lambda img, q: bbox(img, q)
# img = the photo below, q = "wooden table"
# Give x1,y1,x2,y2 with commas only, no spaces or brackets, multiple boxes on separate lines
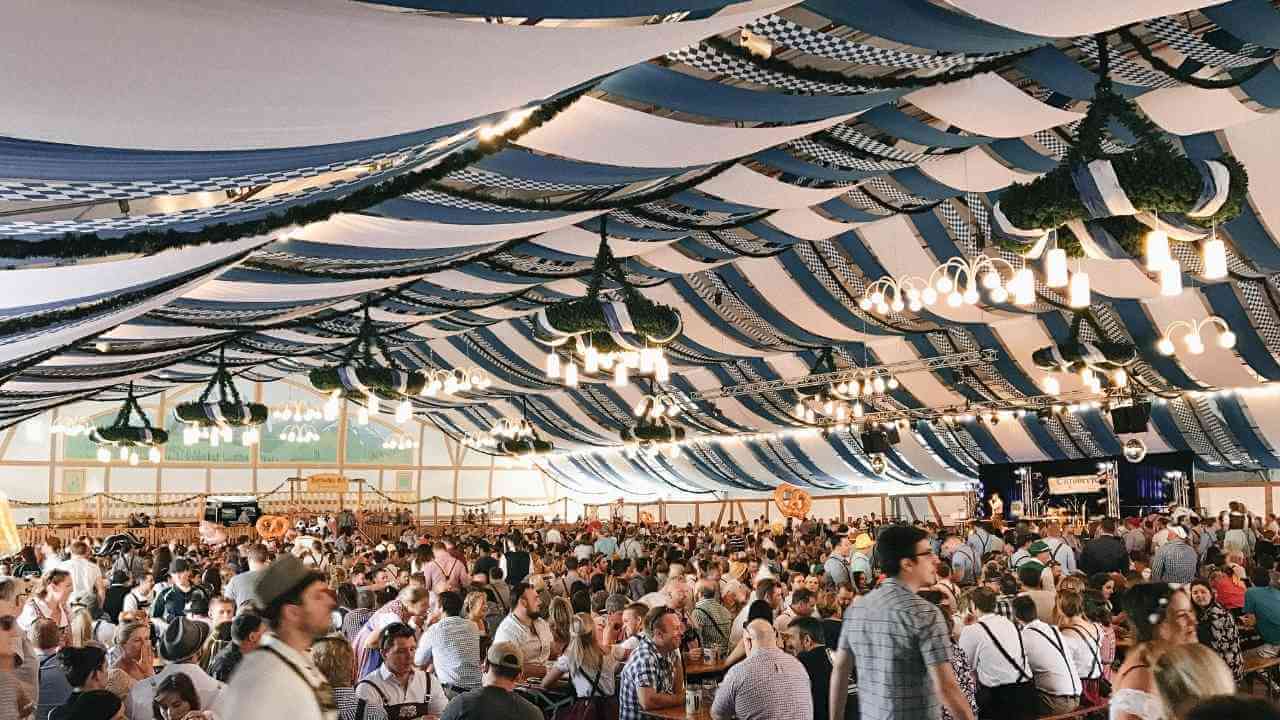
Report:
684,659,730,677
643,705,713,720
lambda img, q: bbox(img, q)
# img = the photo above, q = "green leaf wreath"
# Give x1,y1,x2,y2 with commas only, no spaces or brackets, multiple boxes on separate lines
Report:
92,385,168,447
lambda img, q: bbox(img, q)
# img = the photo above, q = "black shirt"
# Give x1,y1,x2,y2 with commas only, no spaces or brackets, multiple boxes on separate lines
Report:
208,643,245,683
796,647,833,720
440,685,541,720
473,555,498,578
504,552,531,587
1079,534,1128,576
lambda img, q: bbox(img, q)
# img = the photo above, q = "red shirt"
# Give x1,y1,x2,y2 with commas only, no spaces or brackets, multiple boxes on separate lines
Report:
1214,573,1245,609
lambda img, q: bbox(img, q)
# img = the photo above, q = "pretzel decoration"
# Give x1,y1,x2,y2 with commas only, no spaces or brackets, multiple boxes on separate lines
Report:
255,514,291,539
638,510,655,524
773,483,812,518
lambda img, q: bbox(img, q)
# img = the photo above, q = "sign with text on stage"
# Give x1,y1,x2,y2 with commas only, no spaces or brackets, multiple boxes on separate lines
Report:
307,474,348,493
1048,473,1105,495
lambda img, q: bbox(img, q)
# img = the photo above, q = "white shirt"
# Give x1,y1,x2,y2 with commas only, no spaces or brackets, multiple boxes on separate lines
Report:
356,664,447,716
554,653,619,698
545,529,563,545
1042,537,1077,575
1060,624,1102,680
959,615,1030,689
129,662,223,720
214,635,330,720
58,555,102,596
492,614,552,665
1021,620,1080,696
637,591,672,609
122,588,153,614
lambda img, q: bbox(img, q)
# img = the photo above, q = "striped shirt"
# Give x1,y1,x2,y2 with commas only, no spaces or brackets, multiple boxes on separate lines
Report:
840,578,952,720
711,648,812,720
415,616,482,690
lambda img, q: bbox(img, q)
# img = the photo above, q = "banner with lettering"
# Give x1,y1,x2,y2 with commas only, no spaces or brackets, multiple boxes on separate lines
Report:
1048,473,1105,495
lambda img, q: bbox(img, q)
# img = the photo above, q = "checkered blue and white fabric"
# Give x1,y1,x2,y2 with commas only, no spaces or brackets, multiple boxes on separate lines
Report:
665,44,861,94
746,15,1008,71
1144,15,1272,69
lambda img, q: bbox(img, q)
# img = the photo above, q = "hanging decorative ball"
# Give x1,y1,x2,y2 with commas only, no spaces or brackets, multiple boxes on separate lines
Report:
869,453,888,475
1122,437,1148,464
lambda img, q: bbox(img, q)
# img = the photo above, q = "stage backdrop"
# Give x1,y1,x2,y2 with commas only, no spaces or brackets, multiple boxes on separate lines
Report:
980,452,1195,520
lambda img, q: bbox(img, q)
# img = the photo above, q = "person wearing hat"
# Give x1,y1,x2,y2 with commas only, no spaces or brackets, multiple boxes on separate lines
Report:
1152,524,1199,584
214,554,336,720
152,558,198,624
126,618,222,720
850,533,874,581
439,641,540,720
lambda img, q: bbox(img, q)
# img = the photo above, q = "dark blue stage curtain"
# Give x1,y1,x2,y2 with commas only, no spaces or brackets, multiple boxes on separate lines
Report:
1125,465,1168,509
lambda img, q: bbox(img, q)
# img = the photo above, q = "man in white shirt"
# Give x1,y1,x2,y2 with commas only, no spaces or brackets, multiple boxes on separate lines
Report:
544,527,563,546
729,578,782,649
121,573,154,615
57,542,102,601
1014,596,1079,717
492,583,552,670
128,619,223,720
773,588,818,642
1039,523,1077,576
357,621,447,717
958,588,1033,720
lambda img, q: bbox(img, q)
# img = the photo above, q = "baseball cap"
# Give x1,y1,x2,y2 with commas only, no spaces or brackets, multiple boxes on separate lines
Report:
486,641,523,672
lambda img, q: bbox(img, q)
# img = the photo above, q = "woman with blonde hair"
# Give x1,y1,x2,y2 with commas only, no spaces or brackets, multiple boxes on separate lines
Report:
547,595,574,659
541,612,619,719
1152,643,1235,719
1111,583,1198,720
17,568,72,636
312,635,360,720
105,619,152,699
463,591,488,636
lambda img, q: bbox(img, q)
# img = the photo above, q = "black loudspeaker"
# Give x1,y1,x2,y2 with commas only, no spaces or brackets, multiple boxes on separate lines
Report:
861,430,891,455
1111,402,1152,434
884,424,902,446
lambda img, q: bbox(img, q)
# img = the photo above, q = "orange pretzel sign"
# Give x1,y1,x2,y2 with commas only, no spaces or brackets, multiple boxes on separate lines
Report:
255,514,291,539
773,483,812,518
638,510,655,524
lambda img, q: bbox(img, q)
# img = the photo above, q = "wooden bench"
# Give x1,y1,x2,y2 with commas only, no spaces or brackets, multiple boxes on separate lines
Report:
1041,703,1109,720
1243,656,1280,698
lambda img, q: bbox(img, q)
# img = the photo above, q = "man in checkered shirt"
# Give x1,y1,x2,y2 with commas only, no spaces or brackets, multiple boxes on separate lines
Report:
829,525,975,720
618,606,686,720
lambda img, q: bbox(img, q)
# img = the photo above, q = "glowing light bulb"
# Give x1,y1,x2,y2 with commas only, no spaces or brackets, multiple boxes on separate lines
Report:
128,451,139,466
654,356,670,383
1145,230,1170,272
794,401,806,417
545,353,561,379
614,363,628,388
981,271,1001,290
872,376,886,394
935,275,954,294
859,297,873,311
1112,368,1128,388
870,291,885,306
1045,248,1068,288
890,297,905,312
835,405,847,421
368,395,381,416
989,286,1008,304
119,446,130,461
946,291,963,307
357,407,369,425
962,286,980,305
805,408,816,423
564,362,578,387
1159,261,1182,297
210,430,220,448
1080,366,1095,384
1202,237,1228,280
1043,376,1061,395
395,399,411,424
853,402,864,419
1186,334,1205,355
584,346,599,374
1219,329,1237,349
887,376,899,390
1068,270,1090,308
1012,268,1035,306
1157,336,1176,355
96,447,110,463
148,446,161,464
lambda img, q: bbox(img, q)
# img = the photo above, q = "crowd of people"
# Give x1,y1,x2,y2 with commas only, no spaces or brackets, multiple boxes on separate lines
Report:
0,505,1277,720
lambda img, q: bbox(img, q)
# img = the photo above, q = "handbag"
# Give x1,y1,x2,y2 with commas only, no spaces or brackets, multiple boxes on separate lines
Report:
554,663,619,720
1064,626,1111,700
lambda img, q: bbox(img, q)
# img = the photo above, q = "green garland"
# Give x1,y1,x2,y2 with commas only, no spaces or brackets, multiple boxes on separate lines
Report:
0,84,593,261
994,33,1251,258
998,146,1249,257
172,401,268,427
91,426,169,446
308,366,426,398
542,295,681,354
622,416,686,444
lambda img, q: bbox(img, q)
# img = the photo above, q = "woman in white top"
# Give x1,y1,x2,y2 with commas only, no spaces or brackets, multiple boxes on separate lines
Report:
1056,589,1105,707
541,612,619,710
1111,583,1198,720
17,568,72,635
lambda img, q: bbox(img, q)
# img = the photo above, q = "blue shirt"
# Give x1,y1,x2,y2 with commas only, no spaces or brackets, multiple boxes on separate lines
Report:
1245,586,1280,644
594,536,619,557
618,637,677,720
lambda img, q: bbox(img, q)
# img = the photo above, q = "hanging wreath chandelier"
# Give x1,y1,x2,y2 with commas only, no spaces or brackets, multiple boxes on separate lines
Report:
309,305,426,425
461,400,554,458
534,218,682,389
1157,316,1236,356
792,348,899,424
990,31,1247,292
421,367,492,398
1032,314,1138,394
174,347,268,447
277,424,321,445
861,255,1036,314
272,401,325,424
91,384,167,465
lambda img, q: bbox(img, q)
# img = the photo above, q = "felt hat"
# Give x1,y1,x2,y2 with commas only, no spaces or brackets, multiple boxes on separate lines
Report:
160,618,211,662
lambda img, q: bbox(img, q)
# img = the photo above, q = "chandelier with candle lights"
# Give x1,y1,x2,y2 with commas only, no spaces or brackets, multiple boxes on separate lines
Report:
91,385,167,465
860,254,1036,314
791,348,899,425
174,347,267,447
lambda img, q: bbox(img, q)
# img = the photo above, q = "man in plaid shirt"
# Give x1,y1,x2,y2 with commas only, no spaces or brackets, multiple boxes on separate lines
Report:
830,525,975,720
618,606,686,720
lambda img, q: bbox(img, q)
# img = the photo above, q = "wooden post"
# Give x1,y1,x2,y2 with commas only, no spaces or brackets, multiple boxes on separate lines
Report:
433,498,439,525
95,494,103,528
501,498,507,524
880,494,887,520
